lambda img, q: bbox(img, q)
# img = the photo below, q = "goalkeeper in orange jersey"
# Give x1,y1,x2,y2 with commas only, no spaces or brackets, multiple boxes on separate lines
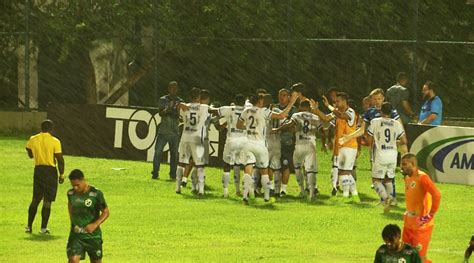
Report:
400,153,441,263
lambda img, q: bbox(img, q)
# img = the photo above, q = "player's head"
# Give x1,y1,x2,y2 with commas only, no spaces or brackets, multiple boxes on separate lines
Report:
380,102,393,117
381,224,403,251
422,81,437,99
200,89,211,105
256,88,268,96
234,94,246,106
298,100,311,112
249,94,264,107
335,92,349,109
369,88,385,108
262,93,273,108
396,72,409,86
189,87,201,102
327,87,338,103
168,81,178,96
278,88,291,106
41,119,54,132
362,96,373,112
290,83,307,100
69,169,88,193
401,153,418,176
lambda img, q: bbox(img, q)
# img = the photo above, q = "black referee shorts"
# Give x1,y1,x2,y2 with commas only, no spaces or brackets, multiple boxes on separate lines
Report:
33,165,58,202
280,144,295,170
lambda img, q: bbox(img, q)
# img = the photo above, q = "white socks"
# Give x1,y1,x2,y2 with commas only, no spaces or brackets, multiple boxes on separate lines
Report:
307,172,316,198
295,169,305,193
176,166,184,193
261,174,270,201
374,181,388,200
233,166,241,193
242,173,252,200
222,172,230,197
273,170,282,194
197,167,205,195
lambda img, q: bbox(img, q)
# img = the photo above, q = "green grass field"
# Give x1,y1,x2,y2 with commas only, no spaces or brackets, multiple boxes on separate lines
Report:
0,136,472,262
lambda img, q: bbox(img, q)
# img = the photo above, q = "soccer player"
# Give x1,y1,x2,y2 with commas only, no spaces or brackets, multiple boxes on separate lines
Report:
367,102,408,213
218,94,247,197
400,153,441,263
67,169,109,263
374,224,422,263
237,92,298,203
273,100,323,200
310,92,360,202
175,87,211,195
339,88,402,204
276,88,297,196
25,119,65,234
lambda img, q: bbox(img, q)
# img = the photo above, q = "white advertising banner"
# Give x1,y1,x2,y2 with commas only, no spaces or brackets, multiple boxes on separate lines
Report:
409,125,474,185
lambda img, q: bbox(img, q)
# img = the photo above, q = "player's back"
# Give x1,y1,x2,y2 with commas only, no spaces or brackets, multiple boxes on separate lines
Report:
292,112,321,145
219,105,246,139
368,117,405,164
240,106,271,144
180,103,210,143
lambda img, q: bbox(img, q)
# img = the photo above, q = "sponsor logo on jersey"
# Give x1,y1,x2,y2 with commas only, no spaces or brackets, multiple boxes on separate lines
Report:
85,198,92,207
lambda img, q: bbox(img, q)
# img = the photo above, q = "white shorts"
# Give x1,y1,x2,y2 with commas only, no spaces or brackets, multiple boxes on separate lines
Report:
222,136,247,165
178,141,206,166
293,144,317,173
268,141,282,170
338,147,357,171
372,162,396,179
240,140,268,168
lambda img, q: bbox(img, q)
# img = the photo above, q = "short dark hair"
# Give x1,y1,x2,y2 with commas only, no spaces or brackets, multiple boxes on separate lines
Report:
382,224,401,241
424,81,437,92
291,83,306,96
381,102,393,115
234,94,246,106
69,169,85,180
299,100,311,108
200,89,211,101
41,119,53,132
396,72,408,82
263,93,273,106
327,87,338,94
278,88,290,95
256,88,268,95
190,87,201,100
336,92,348,101
249,94,263,105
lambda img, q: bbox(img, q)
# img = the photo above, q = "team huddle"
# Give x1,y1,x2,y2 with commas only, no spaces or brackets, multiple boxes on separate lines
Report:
172,84,406,207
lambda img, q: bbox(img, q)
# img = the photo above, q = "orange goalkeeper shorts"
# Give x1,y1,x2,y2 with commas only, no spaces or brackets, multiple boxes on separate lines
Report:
402,224,434,258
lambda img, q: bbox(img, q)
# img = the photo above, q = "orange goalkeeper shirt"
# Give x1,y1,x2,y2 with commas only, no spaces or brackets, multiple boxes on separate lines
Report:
404,169,441,230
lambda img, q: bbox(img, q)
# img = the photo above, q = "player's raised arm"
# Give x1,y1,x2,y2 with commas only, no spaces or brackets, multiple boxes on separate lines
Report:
272,119,295,133
309,99,334,123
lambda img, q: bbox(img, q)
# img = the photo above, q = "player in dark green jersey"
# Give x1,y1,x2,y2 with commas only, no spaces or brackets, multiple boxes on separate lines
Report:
375,224,421,263
67,169,109,263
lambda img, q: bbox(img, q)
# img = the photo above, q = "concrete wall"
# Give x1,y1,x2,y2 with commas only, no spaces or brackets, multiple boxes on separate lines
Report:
0,111,47,134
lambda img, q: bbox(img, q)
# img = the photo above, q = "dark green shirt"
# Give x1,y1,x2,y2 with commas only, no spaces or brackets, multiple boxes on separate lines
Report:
374,244,421,263
68,186,107,239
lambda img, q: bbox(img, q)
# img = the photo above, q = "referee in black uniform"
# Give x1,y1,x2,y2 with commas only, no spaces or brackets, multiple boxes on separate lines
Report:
25,119,65,234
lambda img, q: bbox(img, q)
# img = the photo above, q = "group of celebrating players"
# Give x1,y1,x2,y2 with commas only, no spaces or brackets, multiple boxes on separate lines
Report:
172,82,408,210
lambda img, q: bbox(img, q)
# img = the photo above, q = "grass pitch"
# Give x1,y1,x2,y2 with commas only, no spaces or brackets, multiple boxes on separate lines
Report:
0,136,472,262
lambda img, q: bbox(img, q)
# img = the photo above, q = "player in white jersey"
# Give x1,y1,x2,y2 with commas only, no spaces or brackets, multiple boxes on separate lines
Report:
218,94,248,197
273,100,323,200
237,92,298,204
176,88,211,195
367,102,407,212
266,105,284,196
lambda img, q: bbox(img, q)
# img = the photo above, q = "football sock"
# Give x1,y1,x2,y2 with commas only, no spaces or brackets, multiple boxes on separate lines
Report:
281,184,288,194
339,175,351,197
295,169,305,193
197,167,205,194
331,166,338,188
242,173,252,199
222,172,230,196
307,172,316,197
348,175,358,196
391,178,396,197
261,174,270,200
182,177,188,184
191,168,198,189
233,166,241,193
176,166,184,192
385,181,394,199
373,181,388,200
273,170,282,193
41,201,51,229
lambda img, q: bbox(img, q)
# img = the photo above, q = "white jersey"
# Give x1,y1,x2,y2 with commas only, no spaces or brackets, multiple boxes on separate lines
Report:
180,103,210,144
239,106,272,143
367,117,405,164
218,105,246,139
291,111,322,146
266,107,283,145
